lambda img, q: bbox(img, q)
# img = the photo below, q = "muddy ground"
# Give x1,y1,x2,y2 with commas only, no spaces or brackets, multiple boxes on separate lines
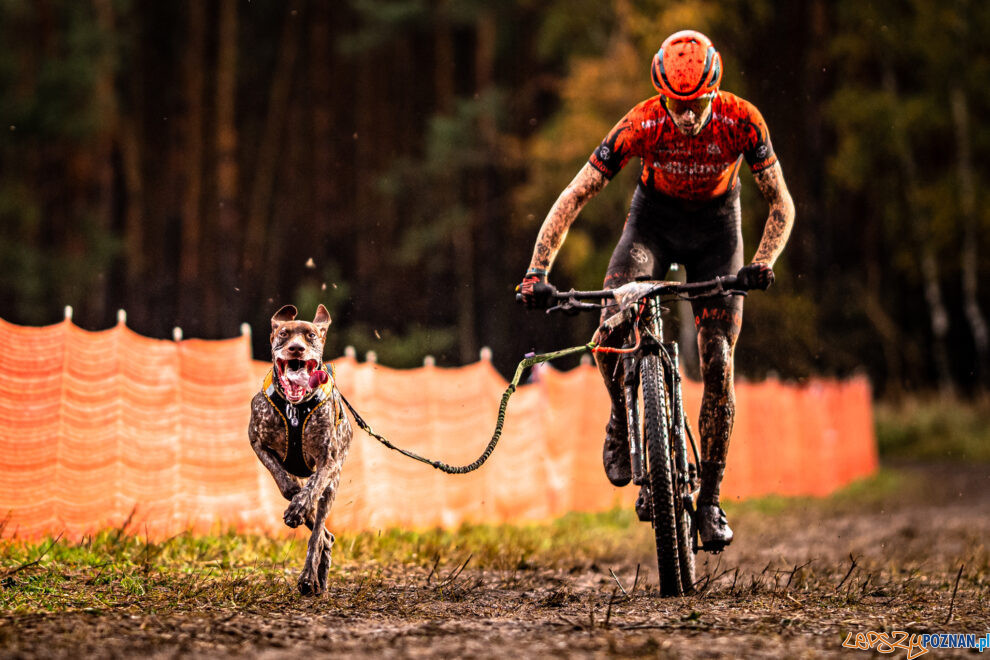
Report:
2,462,988,659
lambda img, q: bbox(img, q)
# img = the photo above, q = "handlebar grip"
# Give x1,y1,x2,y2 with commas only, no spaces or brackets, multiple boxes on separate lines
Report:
720,274,742,289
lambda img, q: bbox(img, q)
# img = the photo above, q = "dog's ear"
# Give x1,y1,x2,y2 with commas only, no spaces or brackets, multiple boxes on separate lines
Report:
313,304,331,340
271,305,298,339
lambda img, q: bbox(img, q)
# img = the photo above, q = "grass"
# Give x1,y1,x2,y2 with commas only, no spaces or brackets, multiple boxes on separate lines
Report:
0,469,906,615
721,467,905,517
874,395,990,462
0,509,653,614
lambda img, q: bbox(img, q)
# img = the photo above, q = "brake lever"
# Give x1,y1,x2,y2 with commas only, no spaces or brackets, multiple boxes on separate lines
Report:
678,288,748,302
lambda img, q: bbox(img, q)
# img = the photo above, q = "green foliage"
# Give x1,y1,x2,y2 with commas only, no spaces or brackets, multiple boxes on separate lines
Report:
343,323,457,368
292,262,352,326
533,0,617,61
339,0,429,53
875,396,990,462
722,468,905,516
1,0,989,392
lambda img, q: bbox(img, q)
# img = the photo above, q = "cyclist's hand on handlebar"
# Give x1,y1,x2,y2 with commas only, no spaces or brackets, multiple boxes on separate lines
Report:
516,271,557,309
736,262,774,291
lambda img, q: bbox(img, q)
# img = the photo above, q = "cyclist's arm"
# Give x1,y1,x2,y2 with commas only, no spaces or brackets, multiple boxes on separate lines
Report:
751,161,795,266
527,163,609,272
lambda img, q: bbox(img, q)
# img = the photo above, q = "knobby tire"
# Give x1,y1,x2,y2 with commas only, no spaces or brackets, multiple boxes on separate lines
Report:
641,353,683,596
664,356,696,594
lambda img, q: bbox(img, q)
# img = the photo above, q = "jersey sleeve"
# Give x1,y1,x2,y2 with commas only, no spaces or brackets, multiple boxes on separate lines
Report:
587,108,644,179
739,101,777,173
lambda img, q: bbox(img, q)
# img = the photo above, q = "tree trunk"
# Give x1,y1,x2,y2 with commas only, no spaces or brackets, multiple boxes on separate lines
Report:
802,0,829,284
352,51,378,317
456,10,499,363
243,4,300,287
309,0,334,258
213,0,241,336
884,69,954,395
951,87,989,388
179,0,206,330
90,0,117,325
119,114,145,321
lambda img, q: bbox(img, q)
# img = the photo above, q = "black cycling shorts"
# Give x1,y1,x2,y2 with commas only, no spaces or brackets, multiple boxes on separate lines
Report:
602,182,744,336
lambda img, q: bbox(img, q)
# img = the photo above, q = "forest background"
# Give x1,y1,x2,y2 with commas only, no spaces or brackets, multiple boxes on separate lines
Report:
1,0,987,399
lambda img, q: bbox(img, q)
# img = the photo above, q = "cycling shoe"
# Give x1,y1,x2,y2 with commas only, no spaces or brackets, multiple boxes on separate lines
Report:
696,504,733,552
603,415,631,487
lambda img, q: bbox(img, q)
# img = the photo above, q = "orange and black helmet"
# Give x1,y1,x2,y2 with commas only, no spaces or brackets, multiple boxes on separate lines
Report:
651,30,722,101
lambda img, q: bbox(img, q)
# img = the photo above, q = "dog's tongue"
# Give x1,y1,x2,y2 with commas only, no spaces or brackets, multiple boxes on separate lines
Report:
284,365,310,389
309,370,329,389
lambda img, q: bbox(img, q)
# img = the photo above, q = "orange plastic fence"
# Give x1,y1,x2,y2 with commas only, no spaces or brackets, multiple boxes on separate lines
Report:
0,317,878,541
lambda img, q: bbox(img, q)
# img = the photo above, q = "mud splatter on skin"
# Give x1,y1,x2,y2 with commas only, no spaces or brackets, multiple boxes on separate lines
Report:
528,164,608,271
697,324,738,466
593,309,628,421
751,162,795,265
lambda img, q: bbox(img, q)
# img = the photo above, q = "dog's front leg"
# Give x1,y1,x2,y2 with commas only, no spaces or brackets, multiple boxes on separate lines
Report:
297,486,334,596
283,460,334,528
249,430,302,501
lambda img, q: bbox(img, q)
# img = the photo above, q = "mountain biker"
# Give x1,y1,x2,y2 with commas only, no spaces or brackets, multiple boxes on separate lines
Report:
517,30,795,550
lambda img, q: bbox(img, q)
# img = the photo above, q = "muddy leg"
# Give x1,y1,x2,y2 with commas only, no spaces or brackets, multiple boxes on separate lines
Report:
298,461,343,596
317,532,335,592
298,491,331,596
696,324,737,506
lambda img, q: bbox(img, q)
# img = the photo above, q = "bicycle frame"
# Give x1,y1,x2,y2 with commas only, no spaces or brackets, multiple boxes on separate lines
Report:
619,295,696,498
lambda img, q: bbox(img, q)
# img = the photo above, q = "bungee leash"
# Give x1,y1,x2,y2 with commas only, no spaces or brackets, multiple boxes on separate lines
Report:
336,341,597,474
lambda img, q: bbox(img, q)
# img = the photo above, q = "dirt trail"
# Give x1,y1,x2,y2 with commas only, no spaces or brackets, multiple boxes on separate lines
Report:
2,462,988,659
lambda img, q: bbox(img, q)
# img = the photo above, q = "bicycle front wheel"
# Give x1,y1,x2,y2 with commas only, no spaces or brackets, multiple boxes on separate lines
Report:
641,353,683,596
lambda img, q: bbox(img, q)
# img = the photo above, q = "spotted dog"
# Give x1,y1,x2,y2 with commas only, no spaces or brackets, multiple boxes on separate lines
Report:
248,304,352,596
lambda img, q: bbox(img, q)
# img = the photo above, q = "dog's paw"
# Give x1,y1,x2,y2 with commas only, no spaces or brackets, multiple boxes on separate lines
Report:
297,570,323,597
283,491,310,528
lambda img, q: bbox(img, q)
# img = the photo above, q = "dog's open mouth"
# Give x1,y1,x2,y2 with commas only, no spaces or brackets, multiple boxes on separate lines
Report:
275,358,319,403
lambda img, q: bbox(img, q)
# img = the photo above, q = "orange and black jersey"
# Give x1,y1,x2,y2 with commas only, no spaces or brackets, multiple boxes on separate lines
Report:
588,91,777,201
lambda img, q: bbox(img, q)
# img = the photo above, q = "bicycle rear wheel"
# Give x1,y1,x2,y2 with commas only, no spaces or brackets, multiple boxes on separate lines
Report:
641,353,683,596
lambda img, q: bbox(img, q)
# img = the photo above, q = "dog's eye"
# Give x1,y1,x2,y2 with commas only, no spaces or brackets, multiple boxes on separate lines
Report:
308,332,317,339
279,330,288,337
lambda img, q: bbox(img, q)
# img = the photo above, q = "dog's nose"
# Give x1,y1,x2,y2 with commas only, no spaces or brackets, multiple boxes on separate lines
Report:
286,342,305,356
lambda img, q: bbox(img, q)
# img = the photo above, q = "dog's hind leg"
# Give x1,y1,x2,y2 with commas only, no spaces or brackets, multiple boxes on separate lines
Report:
317,532,334,592
298,482,338,596
298,458,343,595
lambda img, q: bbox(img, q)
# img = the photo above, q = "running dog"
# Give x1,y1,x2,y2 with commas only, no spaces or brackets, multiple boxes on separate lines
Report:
248,304,352,596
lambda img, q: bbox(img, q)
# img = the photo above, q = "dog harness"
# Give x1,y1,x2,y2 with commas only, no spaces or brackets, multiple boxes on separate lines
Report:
262,363,344,478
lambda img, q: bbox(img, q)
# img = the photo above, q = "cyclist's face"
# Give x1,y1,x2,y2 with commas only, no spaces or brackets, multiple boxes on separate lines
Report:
663,94,714,136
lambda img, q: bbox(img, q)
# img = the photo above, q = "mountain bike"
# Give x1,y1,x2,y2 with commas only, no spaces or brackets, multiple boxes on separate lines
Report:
535,275,748,596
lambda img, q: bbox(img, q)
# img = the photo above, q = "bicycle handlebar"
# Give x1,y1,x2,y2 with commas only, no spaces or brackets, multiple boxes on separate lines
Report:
515,275,748,311
547,274,743,301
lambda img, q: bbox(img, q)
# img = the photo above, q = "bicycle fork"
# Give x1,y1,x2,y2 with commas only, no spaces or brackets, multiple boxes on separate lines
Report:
624,296,664,486
622,353,645,484
663,342,698,517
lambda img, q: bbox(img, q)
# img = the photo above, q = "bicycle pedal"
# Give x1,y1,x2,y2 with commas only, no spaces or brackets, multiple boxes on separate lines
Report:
699,540,730,554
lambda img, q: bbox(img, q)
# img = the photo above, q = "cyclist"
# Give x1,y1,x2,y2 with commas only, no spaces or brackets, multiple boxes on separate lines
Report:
518,30,794,550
